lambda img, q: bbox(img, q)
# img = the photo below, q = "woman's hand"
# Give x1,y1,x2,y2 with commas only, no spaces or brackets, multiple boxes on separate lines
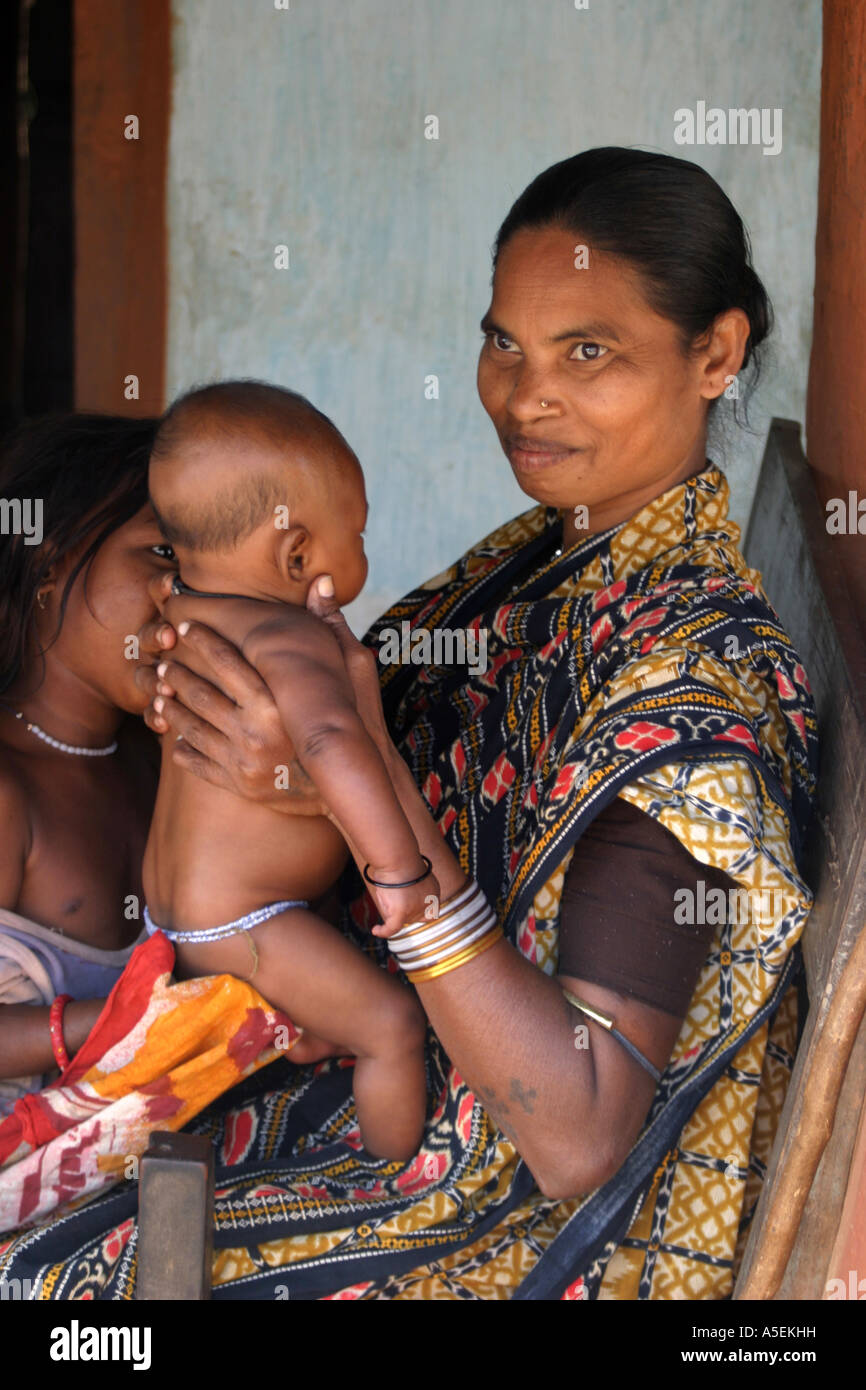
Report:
132,570,394,818
135,573,180,717
134,578,326,816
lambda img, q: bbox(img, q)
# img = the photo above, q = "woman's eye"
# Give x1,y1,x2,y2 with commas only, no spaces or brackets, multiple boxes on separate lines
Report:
571,342,608,362
487,331,519,353
151,542,176,562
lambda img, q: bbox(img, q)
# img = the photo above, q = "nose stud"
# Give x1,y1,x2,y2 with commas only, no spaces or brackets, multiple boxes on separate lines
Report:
540,399,549,408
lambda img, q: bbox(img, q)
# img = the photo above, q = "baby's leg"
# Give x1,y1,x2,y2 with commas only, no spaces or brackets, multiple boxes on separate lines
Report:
174,909,427,1161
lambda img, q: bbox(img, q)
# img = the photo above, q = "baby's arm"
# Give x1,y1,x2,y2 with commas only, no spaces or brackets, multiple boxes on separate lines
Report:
244,615,438,933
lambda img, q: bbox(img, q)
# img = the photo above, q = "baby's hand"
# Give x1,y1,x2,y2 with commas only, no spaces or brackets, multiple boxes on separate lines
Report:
369,873,442,940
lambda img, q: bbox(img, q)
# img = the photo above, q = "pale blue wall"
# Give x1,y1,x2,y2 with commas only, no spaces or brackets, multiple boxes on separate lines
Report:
166,0,821,636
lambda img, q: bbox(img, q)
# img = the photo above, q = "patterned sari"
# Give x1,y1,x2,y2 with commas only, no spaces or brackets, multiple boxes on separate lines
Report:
0,465,816,1300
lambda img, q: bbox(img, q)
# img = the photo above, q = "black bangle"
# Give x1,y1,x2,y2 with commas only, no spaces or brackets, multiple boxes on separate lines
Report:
363,855,432,889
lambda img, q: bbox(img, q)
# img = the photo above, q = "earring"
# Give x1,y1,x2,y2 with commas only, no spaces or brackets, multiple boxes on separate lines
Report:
36,589,49,610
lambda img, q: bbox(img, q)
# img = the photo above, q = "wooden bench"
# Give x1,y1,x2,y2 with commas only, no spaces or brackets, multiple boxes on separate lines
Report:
734,418,866,1299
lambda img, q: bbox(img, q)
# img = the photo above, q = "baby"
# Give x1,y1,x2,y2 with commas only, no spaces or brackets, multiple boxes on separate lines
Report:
142,381,439,1160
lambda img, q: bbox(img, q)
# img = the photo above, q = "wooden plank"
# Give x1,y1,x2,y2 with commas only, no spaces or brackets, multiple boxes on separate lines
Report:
734,419,866,1299
824,1037,866,1299
781,1009,866,1298
135,1130,214,1301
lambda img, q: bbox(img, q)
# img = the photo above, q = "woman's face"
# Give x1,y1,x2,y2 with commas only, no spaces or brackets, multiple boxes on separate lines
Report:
38,504,177,715
477,225,748,536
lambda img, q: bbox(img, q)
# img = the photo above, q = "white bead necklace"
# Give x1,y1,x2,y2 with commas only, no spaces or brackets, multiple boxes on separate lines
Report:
0,703,118,757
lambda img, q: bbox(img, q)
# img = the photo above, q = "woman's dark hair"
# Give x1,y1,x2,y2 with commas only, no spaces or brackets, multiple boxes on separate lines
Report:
494,147,773,418
0,412,158,693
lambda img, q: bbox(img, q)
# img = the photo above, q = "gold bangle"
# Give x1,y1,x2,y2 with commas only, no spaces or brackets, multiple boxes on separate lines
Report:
560,986,614,1031
396,921,496,972
434,878,474,913
560,984,663,1083
393,880,477,937
405,926,503,983
406,927,502,983
392,904,494,962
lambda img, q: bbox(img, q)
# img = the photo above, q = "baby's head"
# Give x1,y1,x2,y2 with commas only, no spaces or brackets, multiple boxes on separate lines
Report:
149,381,368,607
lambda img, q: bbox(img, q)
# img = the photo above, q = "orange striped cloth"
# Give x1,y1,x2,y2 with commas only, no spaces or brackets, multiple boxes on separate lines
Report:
0,931,298,1234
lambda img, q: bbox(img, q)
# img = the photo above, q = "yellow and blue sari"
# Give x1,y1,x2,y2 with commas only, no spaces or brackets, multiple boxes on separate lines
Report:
0,465,816,1299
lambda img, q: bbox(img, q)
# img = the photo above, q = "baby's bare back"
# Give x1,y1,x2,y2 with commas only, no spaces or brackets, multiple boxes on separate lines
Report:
142,591,350,932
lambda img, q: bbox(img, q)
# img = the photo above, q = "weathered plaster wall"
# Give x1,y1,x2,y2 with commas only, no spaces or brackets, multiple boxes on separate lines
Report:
166,0,822,634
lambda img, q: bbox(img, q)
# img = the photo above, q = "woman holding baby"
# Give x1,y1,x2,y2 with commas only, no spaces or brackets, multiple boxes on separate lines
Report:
0,148,816,1300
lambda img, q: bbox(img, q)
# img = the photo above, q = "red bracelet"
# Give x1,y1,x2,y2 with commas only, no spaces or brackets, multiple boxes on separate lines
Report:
49,993,73,1071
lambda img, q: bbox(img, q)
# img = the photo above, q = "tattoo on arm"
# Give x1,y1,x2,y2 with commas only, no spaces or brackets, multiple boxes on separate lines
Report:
477,1084,509,1116
476,1084,516,1140
476,1078,537,1142
508,1078,537,1114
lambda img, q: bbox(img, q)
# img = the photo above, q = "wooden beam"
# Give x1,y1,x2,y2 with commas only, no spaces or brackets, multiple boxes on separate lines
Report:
805,0,866,632
72,0,169,414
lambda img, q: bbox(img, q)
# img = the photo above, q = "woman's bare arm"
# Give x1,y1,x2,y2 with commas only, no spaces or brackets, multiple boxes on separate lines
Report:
0,770,27,909
377,743,679,1197
302,589,681,1197
0,770,105,1078
0,1000,106,1079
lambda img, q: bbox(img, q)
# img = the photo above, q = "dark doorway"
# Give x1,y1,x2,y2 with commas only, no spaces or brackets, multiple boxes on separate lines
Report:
0,0,73,435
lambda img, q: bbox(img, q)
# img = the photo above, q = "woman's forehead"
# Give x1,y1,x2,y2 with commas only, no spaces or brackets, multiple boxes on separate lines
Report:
489,228,660,333
113,501,161,538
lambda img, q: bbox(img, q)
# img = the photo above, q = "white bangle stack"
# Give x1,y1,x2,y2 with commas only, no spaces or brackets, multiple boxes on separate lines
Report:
388,879,503,983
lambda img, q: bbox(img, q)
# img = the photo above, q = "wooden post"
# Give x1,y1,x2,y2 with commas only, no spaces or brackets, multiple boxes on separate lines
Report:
136,1131,215,1301
805,0,866,643
72,0,170,414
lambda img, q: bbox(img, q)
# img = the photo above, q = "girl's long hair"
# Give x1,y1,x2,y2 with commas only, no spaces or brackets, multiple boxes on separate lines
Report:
0,412,158,693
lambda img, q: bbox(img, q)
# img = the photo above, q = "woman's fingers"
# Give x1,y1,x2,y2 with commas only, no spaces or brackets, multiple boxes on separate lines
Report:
173,621,274,706
151,692,232,766
169,738,235,792
136,616,177,661
140,621,310,810
147,570,176,613
151,658,241,736
142,703,169,736
135,662,160,704
152,665,302,809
